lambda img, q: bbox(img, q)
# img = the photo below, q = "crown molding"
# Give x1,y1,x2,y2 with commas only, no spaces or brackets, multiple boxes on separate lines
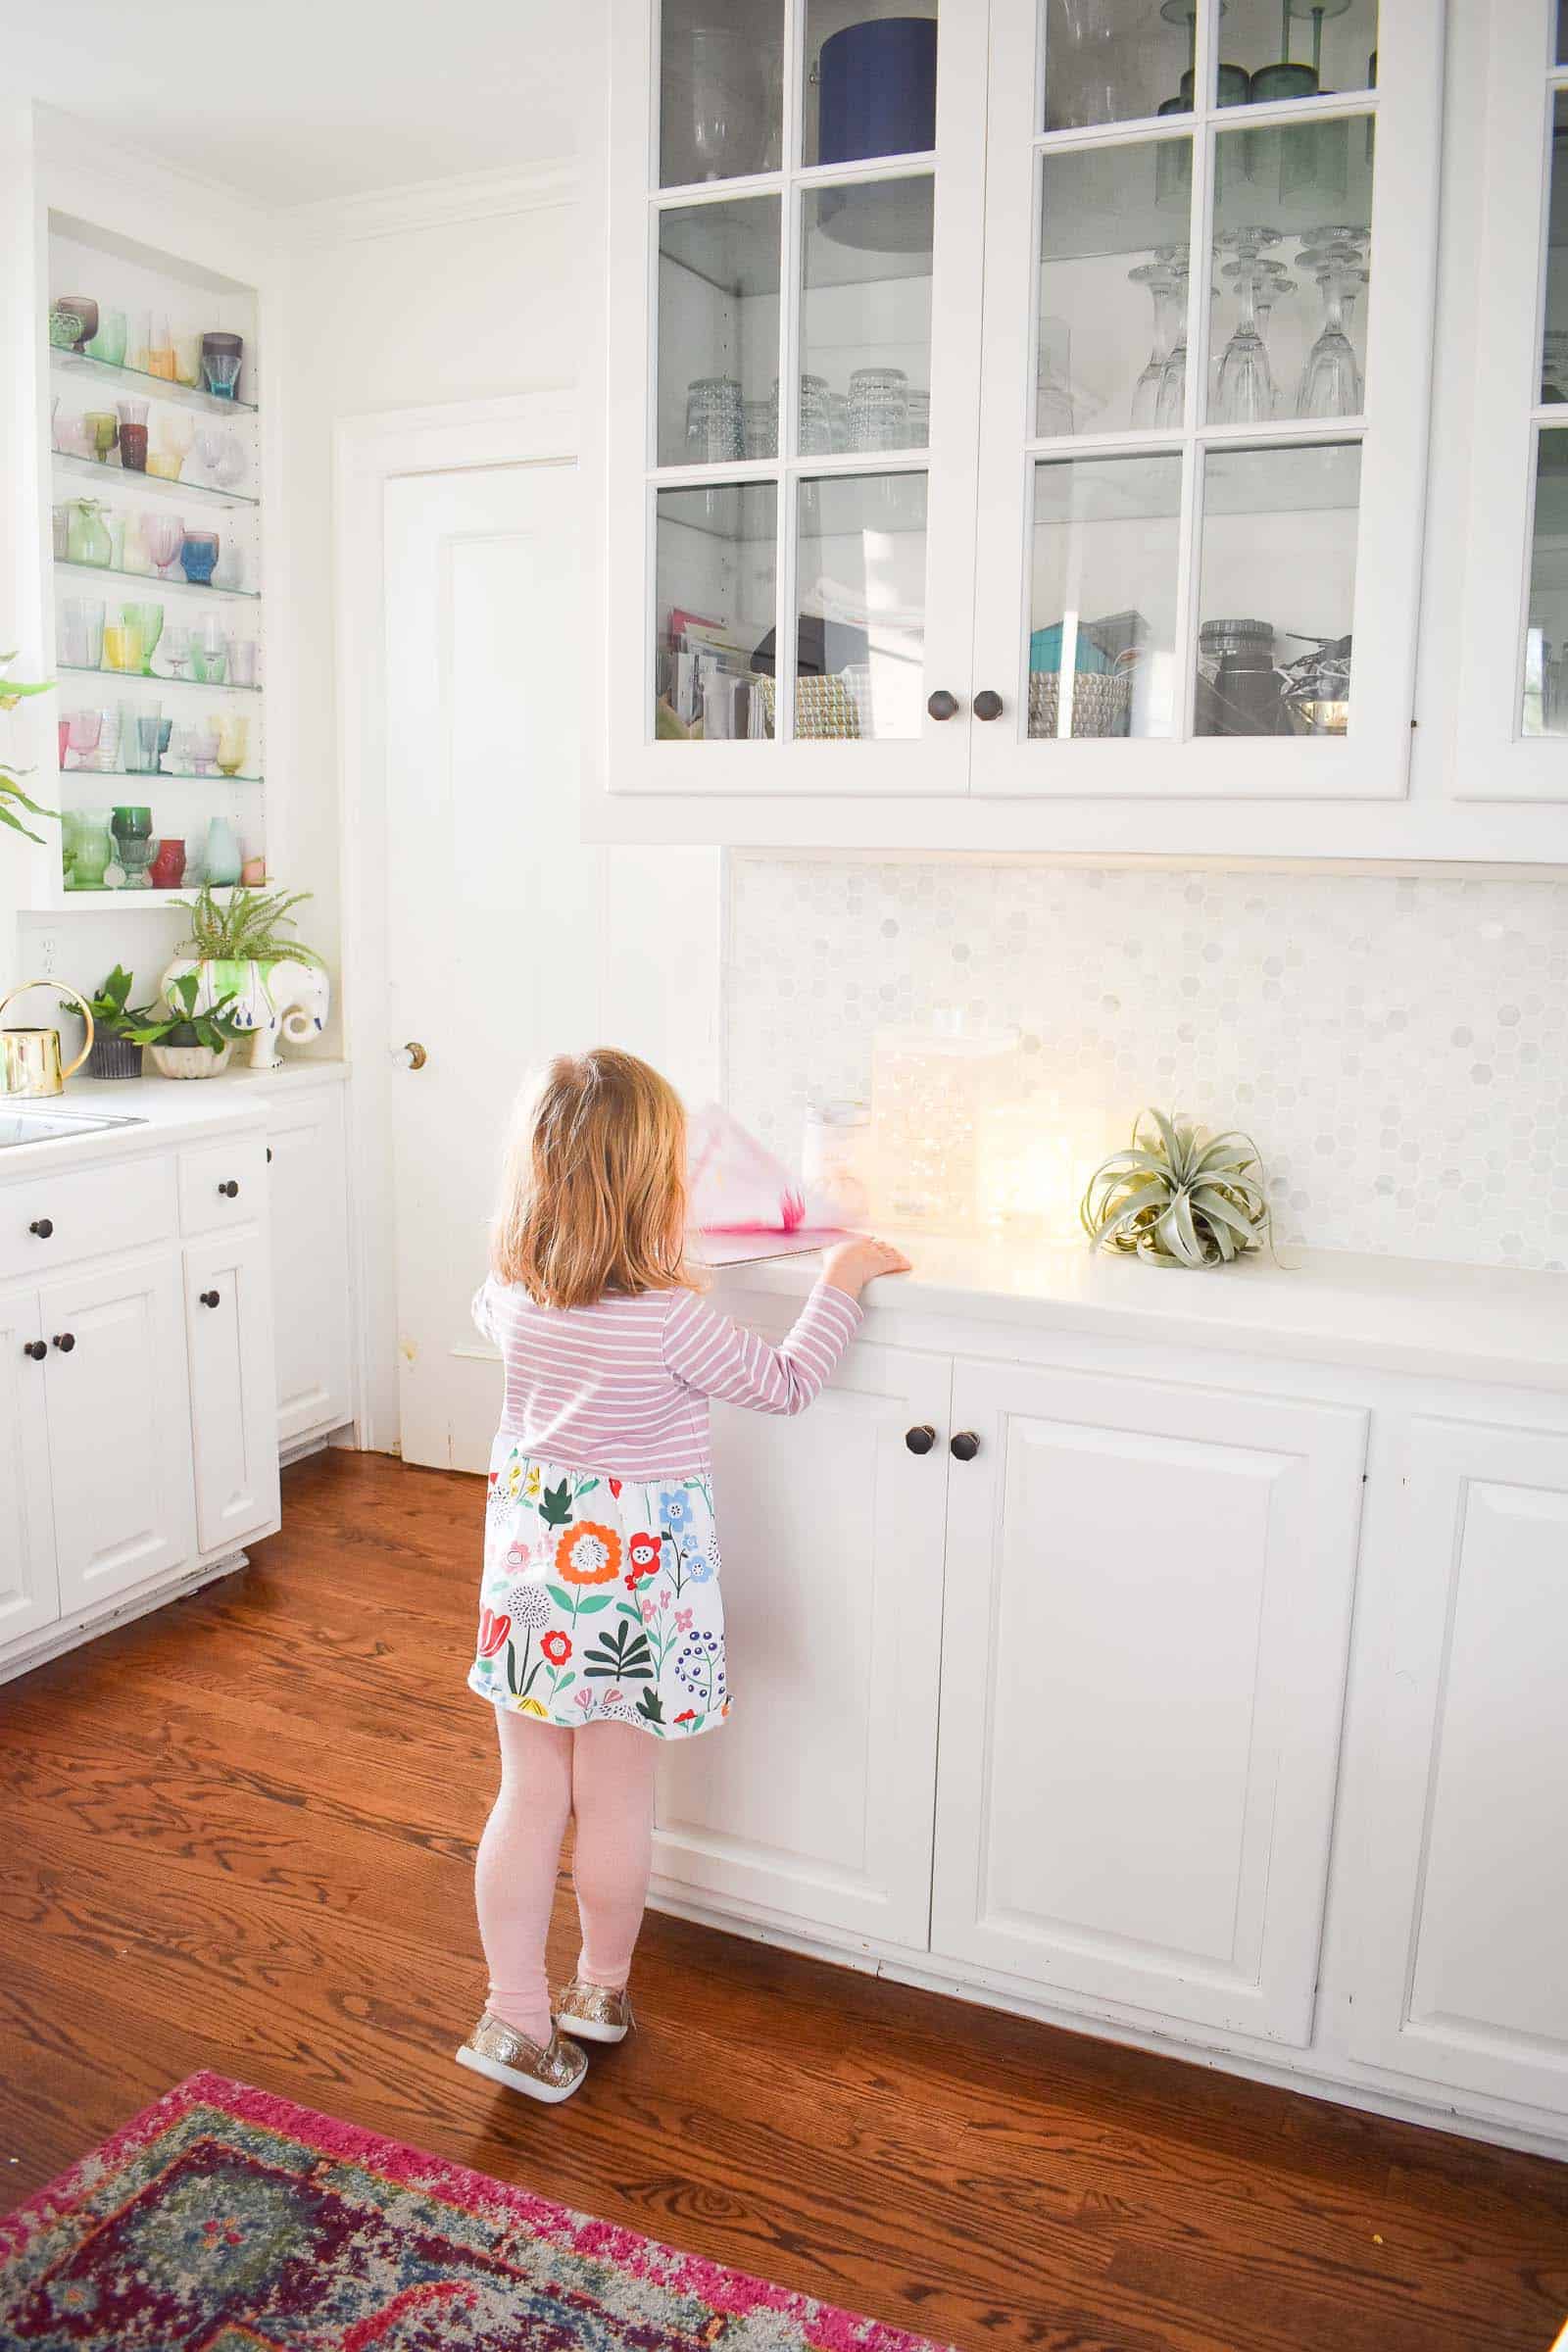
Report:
280,156,578,249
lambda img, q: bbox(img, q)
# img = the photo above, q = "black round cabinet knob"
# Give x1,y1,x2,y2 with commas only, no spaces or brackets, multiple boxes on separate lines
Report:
23,1340,46,1362
926,689,959,721
219,1179,240,1199
950,1430,981,1462
28,1217,53,1239
201,1290,220,1309
972,690,1004,722
905,1424,937,1455
52,1332,75,1353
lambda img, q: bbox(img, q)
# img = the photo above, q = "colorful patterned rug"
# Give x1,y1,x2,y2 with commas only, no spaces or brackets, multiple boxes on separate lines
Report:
0,2072,947,2351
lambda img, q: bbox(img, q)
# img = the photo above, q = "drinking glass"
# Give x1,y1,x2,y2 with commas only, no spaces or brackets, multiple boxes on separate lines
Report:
195,426,227,479
121,512,155,576
71,810,113,890
190,726,220,775
92,710,122,772
147,452,183,480
121,601,164,673
61,597,105,671
157,411,195,466
66,710,103,766
84,307,127,368
847,367,910,452
103,622,144,674
742,399,776,460
202,351,242,399
85,411,119,465
190,640,228,684
148,837,186,890
169,724,196,774
225,637,259,688
162,623,191,678
124,710,165,776
66,499,112,567
143,515,185,577
1297,259,1365,416
147,316,176,380
795,372,833,456
180,529,220,586
116,397,149,472
216,714,250,776
52,503,71,561
111,806,155,887
173,331,203,388
1129,263,1182,426
684,377,745,464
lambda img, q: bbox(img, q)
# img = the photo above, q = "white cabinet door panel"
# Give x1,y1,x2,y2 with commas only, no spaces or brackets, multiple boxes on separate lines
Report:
934,1360,1367,2043
655,1340,953,1948
185,1232,281,1554
268,1090,352,1446
0,1291,60,1645
1348,1418,1568,2111
39,1252,195,1613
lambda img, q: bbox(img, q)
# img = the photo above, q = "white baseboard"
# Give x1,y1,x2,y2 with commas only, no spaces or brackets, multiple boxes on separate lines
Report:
0,1553,249,1688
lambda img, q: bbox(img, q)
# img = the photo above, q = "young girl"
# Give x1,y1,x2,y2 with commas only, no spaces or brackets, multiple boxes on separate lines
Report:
457,1049,909,2103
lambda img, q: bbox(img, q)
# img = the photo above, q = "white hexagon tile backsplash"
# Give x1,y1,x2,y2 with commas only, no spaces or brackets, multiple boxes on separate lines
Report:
723,858,1568,1271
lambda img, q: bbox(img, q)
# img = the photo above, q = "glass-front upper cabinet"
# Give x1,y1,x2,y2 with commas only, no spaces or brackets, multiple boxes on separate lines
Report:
603,0,989,794
1456,0,1568,799
970,0,1444,797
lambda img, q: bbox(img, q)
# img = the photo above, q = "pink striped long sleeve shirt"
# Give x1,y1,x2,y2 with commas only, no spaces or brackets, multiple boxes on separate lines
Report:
472,1274,862,1479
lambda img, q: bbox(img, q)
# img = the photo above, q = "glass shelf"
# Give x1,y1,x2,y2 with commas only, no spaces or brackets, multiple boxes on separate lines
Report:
52,449,258,512
54,558,261,603
57,766,265,783
50,346,258,417
55,882,278,910
56,663,262,697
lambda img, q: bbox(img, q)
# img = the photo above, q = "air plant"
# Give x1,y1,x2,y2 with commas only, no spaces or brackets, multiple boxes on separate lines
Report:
0,651,58,845
1080,1108,1272,1269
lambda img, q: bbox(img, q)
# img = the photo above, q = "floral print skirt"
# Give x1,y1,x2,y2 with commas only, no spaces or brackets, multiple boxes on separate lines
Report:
468,1439,729,1740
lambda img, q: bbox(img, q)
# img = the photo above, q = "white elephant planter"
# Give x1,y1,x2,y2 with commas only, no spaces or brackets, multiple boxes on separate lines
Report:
161,956,330,1071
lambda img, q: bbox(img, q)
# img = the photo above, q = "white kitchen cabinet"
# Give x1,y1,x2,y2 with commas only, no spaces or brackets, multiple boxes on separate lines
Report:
184,1229,281,1555
1456,0,1568,799
930,1358,1367,2044
0,1291,60,1647
589,0,1458,847
654,1333,952,1946
37,1250,197,1616
266,1085,353,1446
1348,1415,1568,2112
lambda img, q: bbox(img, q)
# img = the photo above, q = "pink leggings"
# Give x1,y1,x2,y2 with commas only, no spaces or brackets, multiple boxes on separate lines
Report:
473,1710,657,2046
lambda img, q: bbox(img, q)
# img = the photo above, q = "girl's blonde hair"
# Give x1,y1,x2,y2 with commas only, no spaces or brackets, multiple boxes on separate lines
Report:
492,1049,698,1309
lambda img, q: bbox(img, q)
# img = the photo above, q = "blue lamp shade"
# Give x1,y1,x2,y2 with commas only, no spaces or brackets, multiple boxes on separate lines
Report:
817,16,938,167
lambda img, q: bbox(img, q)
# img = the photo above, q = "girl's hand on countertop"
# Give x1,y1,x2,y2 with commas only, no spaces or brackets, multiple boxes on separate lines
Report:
821,1237,913,1299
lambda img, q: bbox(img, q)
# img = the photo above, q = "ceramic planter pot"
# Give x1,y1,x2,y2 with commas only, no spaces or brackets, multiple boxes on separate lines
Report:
150,1042,232,1081
86,1033,143,1081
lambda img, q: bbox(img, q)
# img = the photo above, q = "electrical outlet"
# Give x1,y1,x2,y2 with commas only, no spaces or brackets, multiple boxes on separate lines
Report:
34,928,60,979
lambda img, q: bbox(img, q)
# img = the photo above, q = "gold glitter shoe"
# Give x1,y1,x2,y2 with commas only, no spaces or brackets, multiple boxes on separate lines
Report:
455,2011,588,2104
554,1979,634,2044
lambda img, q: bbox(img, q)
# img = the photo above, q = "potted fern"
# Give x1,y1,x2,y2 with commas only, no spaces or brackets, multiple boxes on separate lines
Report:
1,652,58,847
122,971,248,1080
162,885,330,1069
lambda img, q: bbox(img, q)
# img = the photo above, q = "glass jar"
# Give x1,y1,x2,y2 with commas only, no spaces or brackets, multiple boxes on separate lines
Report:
848,366,910,452
802,1099,872,1226
684,375,745,463
872,1016,1024,1232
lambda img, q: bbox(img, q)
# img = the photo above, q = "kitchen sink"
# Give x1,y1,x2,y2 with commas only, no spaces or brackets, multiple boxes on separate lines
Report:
0,1105,148,1149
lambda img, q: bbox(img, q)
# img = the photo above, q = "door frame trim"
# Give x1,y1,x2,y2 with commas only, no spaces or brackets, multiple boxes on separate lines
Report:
333,391,576,1450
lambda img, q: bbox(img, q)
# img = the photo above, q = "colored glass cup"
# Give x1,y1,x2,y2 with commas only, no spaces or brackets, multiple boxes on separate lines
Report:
103,623,144,674
201,350,242,399
121,601,164,673
148,837,186,890
180,530,220,586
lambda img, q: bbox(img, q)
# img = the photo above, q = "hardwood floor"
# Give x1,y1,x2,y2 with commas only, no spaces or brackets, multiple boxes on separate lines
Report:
3,1450,1564,2352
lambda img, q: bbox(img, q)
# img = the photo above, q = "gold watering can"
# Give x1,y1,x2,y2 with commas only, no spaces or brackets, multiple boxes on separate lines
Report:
0,980,95,1098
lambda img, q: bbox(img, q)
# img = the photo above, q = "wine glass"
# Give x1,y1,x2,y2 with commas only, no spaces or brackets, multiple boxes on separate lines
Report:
143,515,184,577
66,710,102,768
1129,263,1181,427
1297,257,1366,417
1152,245,1193,429
162,623,191,679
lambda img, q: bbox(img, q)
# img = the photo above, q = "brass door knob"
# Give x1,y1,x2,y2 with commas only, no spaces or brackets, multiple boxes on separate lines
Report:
395,1041,428,1070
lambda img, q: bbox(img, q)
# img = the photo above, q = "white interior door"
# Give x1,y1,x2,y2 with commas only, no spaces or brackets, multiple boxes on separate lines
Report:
381,459,717,1471
932,1357,1367,2045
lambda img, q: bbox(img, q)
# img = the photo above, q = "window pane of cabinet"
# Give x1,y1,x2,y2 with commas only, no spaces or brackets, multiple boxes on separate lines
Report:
660,0,784,186
1523,430,1568,735
804,0,938,169
1042,0,1193,130
800,176,933,455
1219,0,1378,107
795,472,928,739
1029,453,1182,738
1037,143,1193,434
1210,122,1372,424
1196,442,1359,736
658,197,781,466
655,482,777,741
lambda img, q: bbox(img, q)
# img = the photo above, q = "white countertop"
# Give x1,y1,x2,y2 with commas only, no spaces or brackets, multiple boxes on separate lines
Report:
712,1231,1568,1396
0,1059,349,1176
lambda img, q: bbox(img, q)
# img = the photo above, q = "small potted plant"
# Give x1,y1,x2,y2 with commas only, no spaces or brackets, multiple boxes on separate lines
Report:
163,885,329,1069
123,971,248,1080
72,965,158,1080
